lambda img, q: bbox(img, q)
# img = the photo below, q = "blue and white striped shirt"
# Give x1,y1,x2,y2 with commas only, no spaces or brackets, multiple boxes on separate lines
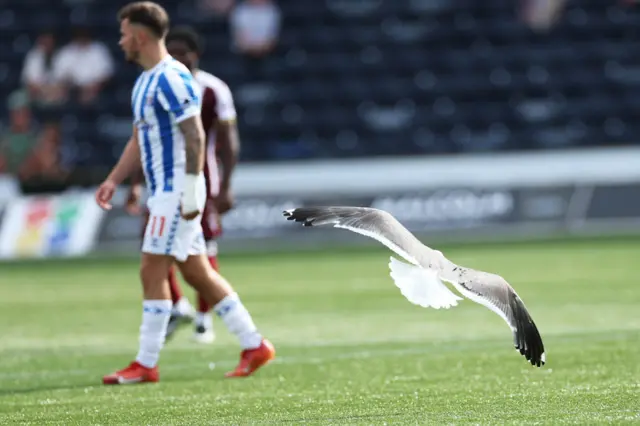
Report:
131,56,201,195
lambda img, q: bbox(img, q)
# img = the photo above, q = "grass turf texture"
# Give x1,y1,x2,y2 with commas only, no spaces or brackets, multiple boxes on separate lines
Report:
0,238,639,425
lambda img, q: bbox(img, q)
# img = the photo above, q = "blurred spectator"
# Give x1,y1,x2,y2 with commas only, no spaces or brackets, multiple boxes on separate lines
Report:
230,0,281,82
55,26,114,105
0,91,68,185
0,91,39,179
19,121,67,183
21,30,67,108
230,0,281,58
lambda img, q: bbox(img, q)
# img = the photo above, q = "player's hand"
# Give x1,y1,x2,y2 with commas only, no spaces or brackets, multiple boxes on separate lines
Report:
125,184,142,215
213,189,234,215
95,179,117,211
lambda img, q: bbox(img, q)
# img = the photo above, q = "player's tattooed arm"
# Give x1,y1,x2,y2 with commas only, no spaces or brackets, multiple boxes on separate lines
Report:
178,116,206,175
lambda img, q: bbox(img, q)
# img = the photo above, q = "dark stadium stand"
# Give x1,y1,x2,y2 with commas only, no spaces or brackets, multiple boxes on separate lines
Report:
1,0,639,173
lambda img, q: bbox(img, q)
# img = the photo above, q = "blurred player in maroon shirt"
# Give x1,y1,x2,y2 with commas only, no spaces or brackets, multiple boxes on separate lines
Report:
126,26,240,344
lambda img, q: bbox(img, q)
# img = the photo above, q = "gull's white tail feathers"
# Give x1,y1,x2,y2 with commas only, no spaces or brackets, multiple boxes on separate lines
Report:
388,256,463,309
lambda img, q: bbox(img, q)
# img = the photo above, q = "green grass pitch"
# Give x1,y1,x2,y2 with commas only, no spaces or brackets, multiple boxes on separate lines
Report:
0,238,639,425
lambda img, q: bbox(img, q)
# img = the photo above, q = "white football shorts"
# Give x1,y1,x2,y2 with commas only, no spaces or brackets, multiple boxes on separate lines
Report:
141,176,207,262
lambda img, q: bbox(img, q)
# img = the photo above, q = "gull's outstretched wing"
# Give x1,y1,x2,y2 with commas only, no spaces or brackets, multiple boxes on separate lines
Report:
283,206,546,367
283,206,441,267
442,268,546,367
284,206,462,310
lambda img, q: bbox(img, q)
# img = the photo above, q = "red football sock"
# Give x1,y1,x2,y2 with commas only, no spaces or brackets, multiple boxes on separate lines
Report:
168,266,182,305
197,256,218,313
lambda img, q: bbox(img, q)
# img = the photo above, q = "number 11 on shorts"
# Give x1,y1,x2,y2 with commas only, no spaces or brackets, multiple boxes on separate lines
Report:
150,215,166,237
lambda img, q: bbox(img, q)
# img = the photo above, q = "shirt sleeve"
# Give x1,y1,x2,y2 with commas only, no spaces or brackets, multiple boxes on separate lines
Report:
156,69,200,123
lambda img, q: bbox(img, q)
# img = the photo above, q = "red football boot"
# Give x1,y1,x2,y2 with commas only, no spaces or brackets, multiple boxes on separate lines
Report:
102,361,159,385
225,339,276,378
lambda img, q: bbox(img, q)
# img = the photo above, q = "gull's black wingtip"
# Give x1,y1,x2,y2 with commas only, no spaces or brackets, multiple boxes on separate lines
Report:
515,343,546,367
282,208,300,220
511,295,546,368
282,207,315,226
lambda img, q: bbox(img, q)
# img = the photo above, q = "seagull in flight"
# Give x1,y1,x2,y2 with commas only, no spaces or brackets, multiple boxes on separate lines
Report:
283,206,546,367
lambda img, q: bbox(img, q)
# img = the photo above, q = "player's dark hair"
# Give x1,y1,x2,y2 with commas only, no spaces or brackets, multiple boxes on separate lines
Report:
166,26,203,55
118,1,170,39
